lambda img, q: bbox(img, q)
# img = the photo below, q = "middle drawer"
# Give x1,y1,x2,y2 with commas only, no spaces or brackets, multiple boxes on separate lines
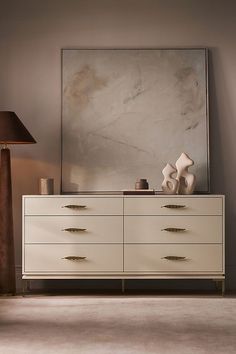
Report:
124,216,222,243
24,216,123,243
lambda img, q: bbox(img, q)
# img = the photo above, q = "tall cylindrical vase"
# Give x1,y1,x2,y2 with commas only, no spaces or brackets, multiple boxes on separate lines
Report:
0,148,15,295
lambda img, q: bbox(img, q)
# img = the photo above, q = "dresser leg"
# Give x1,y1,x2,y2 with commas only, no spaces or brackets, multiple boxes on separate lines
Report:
221,280,225,296
121,279,125,293
22,280,30,296
213,280,225,296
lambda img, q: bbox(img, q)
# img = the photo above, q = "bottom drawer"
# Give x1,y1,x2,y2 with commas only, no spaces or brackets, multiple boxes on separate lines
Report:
124,244,223,272
24,244,123,272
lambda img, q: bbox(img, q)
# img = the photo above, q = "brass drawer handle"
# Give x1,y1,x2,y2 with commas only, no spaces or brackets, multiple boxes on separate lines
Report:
62,228,87,232
161,204,186,209
162,228,186,232
62,256,87,261
162,256,187,261
62,205,87,209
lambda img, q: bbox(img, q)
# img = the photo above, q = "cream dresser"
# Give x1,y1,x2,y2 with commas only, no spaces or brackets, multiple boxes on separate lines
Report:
22,195,225,293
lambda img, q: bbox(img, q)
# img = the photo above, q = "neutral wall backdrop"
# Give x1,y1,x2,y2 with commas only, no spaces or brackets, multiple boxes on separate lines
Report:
1,0,236,291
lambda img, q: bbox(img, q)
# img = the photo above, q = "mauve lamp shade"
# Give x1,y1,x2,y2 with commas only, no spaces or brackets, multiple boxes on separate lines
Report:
0,111,36,144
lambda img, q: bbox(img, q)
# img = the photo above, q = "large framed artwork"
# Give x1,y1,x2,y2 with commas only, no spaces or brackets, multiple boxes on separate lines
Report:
62,48,209,193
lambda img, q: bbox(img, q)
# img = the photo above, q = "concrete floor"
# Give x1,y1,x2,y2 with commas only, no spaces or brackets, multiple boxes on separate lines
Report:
0,295,236,354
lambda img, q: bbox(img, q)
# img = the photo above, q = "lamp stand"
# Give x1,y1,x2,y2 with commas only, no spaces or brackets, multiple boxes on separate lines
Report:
0,147,15,295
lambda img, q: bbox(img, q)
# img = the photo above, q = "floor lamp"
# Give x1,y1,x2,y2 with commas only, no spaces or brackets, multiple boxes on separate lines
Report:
0,111,36,295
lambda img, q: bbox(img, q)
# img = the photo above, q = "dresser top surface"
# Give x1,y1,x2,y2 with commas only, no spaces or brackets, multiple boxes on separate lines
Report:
23,194,224,198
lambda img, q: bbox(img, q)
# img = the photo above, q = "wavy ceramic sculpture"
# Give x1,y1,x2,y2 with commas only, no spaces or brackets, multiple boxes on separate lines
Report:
176,153,196,194
161,163,179,194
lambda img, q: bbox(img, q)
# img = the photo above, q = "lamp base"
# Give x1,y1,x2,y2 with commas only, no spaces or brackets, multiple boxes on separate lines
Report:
0,148,15,295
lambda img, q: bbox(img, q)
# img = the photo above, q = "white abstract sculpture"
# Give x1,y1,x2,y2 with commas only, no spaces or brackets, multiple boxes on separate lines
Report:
161,163,179,194
176,152,196,195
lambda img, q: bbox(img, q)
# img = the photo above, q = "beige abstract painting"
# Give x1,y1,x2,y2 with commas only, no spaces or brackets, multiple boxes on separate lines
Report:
62,49,209,192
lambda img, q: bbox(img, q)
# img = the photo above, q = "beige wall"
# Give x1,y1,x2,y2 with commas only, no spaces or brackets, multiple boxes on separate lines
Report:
1,0,236,290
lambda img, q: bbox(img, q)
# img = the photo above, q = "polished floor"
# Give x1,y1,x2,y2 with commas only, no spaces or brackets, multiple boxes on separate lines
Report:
0,295,236,354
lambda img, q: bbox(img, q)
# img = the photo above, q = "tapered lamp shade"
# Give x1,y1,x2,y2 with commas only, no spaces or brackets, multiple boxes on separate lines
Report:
0,111,36,295
0,111,36,144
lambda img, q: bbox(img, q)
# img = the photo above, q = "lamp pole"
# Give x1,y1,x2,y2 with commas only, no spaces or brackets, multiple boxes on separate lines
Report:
0,146,15,294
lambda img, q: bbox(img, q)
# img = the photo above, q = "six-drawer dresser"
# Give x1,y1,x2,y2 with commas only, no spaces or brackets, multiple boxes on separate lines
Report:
22,194,225,293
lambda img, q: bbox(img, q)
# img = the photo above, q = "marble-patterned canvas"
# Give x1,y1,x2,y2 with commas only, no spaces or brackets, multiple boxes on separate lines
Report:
62,49,209,192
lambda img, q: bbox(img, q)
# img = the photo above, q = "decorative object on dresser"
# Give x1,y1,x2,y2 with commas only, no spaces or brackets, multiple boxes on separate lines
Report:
122,189,155,195
0,111,36,295
22,194,225,295
135,178,149,190
161,153,196,195
176,152,196,195
39,178,54,195
62,49,209,193
161,163,179,194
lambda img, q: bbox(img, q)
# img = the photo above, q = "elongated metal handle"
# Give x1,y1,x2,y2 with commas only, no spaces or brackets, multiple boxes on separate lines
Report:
62,205,87,209
161,204,186,209
161,228,186,232
62,228,87,232
62,256,87,261
162,256,187,261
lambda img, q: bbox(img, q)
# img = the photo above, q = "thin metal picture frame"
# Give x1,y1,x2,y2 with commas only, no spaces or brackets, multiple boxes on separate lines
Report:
60,48,210,194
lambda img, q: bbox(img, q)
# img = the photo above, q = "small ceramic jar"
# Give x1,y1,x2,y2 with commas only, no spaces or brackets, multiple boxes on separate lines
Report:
39,178,54,195
135,178,149,190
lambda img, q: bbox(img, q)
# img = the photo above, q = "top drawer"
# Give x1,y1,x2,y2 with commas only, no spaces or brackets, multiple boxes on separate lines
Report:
24,197,123,216
124,197,223,216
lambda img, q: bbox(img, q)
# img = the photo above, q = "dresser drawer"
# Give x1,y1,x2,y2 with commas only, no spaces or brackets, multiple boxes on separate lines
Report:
24,244,123,272
124,216,223,243
24,216,123,243
124,244,223,272
124,197,223,216
24,197,123,216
